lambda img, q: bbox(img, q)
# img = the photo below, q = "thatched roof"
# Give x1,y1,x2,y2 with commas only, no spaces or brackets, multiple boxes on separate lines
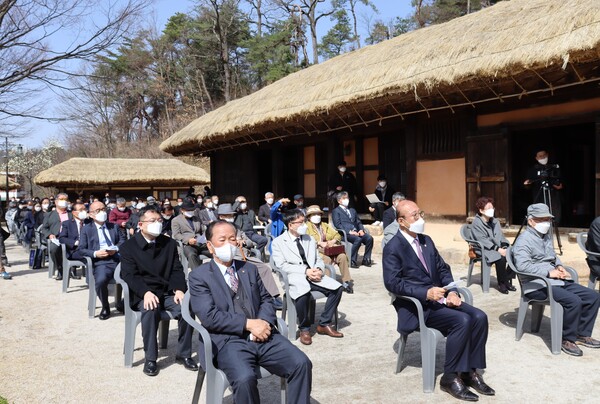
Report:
0,179,20,190
34,158,210,187
160,0,600,156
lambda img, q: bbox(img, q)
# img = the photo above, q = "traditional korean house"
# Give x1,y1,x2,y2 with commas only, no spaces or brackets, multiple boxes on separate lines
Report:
160,0,600,227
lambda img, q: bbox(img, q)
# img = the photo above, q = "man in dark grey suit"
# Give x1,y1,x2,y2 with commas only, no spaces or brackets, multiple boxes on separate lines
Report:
41,192,72,280
172,198,211,269
332,191,373,268
189,220,312,404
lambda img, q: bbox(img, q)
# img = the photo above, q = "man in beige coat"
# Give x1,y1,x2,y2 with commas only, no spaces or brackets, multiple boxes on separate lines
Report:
271,208,344,345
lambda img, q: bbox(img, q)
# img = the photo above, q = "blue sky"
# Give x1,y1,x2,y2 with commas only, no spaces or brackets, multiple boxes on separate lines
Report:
23,0,413,149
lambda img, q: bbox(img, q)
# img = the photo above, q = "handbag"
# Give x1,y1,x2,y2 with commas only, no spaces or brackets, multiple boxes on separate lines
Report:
468,244,477,259
323,244,345,257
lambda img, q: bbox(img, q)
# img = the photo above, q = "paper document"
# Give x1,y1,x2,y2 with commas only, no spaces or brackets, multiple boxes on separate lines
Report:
106,245,119,251
196,234,207,244
365,194,382,204
443,280,463,290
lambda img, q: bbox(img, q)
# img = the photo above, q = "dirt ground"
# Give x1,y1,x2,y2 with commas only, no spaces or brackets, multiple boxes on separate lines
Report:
1,223,600,403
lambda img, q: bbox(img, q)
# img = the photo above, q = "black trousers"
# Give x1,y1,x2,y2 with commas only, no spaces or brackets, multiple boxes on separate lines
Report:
137,294,193,362
216,334,312,404
491,256,513,284
425,302,488,374
295,283,343,331
346,233,374,263
183,244,211,270
526,282,600,342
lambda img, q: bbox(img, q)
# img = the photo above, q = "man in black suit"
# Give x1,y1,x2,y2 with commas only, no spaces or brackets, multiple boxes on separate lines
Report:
120,206,196,376
383,200,494,401
75,201,123,320
382,192,406,229
41,193,73,280
58,202,89,279
332,191,373,268
328,160,358,209
189,220,312,404
257,192,274,224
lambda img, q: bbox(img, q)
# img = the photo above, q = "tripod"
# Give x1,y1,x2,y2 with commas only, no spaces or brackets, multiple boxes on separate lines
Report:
513,178,563,255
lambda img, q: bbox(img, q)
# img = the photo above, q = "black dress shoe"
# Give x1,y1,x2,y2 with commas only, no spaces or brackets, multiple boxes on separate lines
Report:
69,269,81,280
115,299,125,313
506,284,517,292
440,375,479,401
55,273,63,281
143,360,159,376
462,372,495,396
176,356,199,371
497,283,508,294
350,261,359,269
99,308,111,320
343,282,354,294
361,259,372,267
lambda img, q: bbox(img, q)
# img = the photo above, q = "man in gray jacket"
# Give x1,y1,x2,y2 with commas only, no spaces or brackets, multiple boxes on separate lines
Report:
513,203,600,356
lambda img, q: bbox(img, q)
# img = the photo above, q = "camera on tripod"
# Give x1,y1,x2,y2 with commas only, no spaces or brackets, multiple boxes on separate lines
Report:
535,163,560,186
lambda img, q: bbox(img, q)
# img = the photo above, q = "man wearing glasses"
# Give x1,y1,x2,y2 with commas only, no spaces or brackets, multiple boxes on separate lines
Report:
383,200,494,401
76,201,123,320
120,206,195,376
513,203,600,357
271,209,344,345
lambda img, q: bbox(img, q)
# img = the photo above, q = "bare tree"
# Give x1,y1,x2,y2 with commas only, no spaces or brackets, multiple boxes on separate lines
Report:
0,0,145,122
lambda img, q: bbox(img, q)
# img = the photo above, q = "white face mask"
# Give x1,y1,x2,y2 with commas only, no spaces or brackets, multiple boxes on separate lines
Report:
57,200,68,208
183,211,194,218
78,211,88,220
309,215,321,224
239,203,247,210
266,198,274,205
205,202,213,209
42,204,49,210
534,221,551,234
223,217,235,223
178,201,183,206
162,215,172,220
117,207,126,211
211,242,236,263
212,199,219,205
483,208,494,218
296,223,308,235
408,217,425,234
136,203,146,210
146,221,163,237
537,157,549,165
197,199,203,203
338,166,346,173
34,206,42,212
340,199,349,207
95,211,108,223
378,181,387,188
295,201,303,208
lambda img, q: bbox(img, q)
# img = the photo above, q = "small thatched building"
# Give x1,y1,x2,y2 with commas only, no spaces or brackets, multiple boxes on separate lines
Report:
34,158,210,200
160,0,600,227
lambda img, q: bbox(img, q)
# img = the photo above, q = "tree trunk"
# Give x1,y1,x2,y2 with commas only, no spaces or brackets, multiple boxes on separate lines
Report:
350,0,360,49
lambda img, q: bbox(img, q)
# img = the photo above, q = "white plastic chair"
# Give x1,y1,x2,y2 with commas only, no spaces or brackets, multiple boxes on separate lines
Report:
61,243,88,293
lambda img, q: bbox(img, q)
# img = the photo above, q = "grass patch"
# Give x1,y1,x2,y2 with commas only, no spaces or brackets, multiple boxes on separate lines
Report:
0,396,7,404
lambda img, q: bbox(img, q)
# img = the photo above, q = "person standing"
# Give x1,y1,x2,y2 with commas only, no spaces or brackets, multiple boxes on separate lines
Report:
328,161,357,209
523,149,563,223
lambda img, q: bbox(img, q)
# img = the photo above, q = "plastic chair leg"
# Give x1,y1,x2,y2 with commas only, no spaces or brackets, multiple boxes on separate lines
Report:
287,298,298,340
280,377,287,404
466,260,474,287
206,371,228,404
395,334,407,374
62,263,70,293
123,315,139,367
549,302,564,355
531,304,545,333
420,331,437,393
515,299,528,341
481,261,490,293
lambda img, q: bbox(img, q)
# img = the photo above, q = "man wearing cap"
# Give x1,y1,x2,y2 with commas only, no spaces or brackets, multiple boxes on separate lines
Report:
272,209,344,345
328,161,357,209
512,203,600,356
232,195,268,251
332,191,373,268
293,194,306,216
218,203,283,309
172,197,211,269
305,205,353,293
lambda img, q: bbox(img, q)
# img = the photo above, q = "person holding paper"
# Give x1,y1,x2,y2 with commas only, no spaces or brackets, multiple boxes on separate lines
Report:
383,200,493,401
367,174,395,226
171,197,211,270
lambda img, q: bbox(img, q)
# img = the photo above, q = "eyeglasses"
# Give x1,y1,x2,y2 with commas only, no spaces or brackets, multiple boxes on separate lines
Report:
289,220,304,225
90,208,106,214
402,210,425,220
141,218,163,223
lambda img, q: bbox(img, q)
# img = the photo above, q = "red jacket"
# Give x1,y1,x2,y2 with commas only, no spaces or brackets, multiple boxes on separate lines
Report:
109,207,132,227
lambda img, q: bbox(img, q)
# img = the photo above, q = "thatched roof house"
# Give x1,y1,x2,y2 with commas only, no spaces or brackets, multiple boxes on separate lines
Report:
0,179,20,190
34,158,210,198
158,0,600,227
160,0,600,156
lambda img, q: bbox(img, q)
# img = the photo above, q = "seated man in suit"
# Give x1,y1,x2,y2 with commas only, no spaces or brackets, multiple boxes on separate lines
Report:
75,201,123,320
189,220,312,403
257,192,274,225
233,195,268,251
382,191,406,229
332,191,373,268
383,199,494,401
513,203,600,357
368,175,396,226
271,209,344,345
198,195,218,227
58,202,89,279
120,206,196,376
41,193,73,281
172,197,211,269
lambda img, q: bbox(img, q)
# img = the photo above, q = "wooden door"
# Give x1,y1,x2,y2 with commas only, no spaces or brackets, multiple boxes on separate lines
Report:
466,131,510,222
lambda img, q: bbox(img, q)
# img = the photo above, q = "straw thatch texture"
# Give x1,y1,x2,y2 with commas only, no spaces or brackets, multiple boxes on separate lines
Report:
160,0,600,156
0,179,20,190
34,158,210,187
